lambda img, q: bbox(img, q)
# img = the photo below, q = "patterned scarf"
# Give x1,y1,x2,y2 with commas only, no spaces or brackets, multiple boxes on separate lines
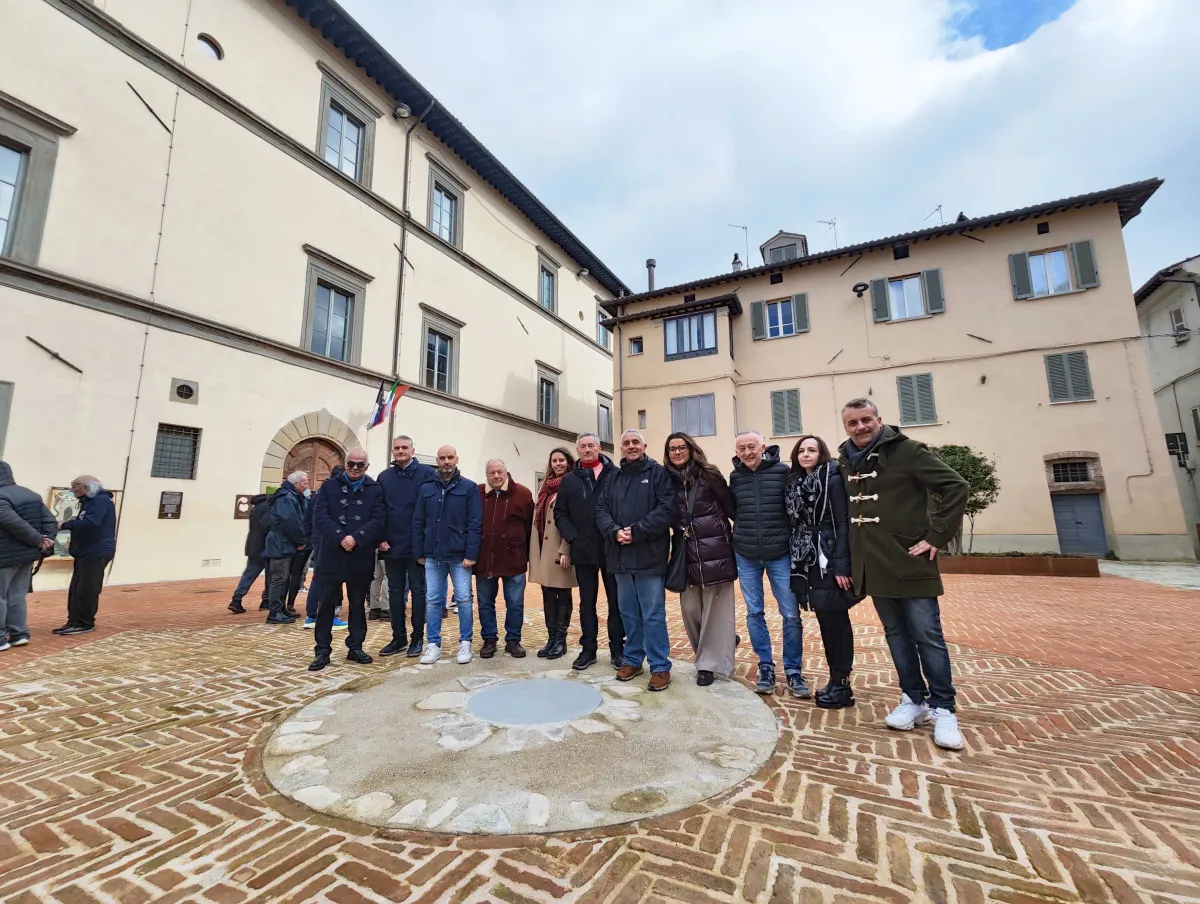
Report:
785,461,835,586
534,473,564,542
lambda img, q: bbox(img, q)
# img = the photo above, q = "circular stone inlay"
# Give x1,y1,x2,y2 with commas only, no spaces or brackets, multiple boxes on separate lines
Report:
468,678,601,726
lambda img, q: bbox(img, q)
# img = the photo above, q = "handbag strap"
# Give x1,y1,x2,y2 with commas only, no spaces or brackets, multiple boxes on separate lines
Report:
683,480,699,533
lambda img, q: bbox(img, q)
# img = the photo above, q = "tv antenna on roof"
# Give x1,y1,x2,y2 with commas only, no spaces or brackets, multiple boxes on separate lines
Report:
728,224,749,268
818,217,838,249
924,205,945,226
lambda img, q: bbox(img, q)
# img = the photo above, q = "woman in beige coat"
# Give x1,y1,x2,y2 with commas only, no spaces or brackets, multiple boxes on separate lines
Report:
529,447,577,659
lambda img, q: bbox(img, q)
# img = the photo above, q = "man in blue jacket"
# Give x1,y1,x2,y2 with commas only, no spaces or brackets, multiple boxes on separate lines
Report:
414,445,482,665
0,462,56,648
263,471,309,625
56,475,117,635
309,449,386,671
376,435,435,658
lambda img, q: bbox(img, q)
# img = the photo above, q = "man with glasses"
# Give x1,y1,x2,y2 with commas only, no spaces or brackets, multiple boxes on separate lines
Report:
308,450,387,671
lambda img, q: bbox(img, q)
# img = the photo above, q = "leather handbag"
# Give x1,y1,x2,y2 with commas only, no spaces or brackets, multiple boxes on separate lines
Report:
665,483,697,593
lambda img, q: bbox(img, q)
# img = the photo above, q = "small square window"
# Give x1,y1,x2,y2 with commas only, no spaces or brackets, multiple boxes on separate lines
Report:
1052,461,1091,483
1170,308,1188,340
888,275,926,321
637,409,647,429
1166,432,1189,466
151,424,201,480
629,336,644,355
768,244,797,264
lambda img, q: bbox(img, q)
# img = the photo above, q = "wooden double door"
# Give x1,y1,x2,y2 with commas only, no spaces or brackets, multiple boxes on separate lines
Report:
283,438,343,489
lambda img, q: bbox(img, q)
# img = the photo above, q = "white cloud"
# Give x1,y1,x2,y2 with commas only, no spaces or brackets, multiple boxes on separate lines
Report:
342,0,1200,289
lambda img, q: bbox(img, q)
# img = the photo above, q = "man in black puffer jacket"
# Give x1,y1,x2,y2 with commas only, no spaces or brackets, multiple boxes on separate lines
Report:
595,430,676,692
228,493,270,614
729,430,807,698
554,432,625,670
0,462,56,648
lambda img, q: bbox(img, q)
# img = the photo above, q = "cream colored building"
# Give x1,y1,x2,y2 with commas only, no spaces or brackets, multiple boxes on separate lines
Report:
1135,253,1200,556
0,0,625,587
603,181,1192,560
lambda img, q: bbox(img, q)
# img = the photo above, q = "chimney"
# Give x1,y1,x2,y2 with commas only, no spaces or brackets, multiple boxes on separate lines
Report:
731,253,743,272
646,258,656,291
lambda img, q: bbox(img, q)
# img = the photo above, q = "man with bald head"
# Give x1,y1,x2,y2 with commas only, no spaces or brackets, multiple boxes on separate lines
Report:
56,475,117,635
414,445,483,665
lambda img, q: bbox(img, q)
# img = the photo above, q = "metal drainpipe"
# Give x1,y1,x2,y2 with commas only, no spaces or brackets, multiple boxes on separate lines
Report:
616,291,626,435
387,98,437,444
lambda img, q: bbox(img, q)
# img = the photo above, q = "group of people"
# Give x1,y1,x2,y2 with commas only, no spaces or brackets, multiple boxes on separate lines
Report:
238,396,968,750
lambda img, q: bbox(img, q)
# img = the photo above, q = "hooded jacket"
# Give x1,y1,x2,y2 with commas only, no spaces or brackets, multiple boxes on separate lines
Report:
59,486,116,559
413,469,483,562
553,455,617,566
0,462,56,568
243,493,271,559
838,425,969,599
670,465,738,587
263,481,308,559
377,458,437,559
312,472,387,582
729,445,791,561
475,479,534,578
594,455,676,576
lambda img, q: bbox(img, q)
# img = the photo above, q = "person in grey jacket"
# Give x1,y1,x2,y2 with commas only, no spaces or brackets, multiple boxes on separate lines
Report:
0,462,56,649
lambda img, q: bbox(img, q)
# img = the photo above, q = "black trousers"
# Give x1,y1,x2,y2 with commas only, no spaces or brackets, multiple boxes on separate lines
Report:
266,556,292,614
575,563,624,655
814,608,855,679
315,580,369,656
66,556,111,628
285,548,311,609
384,557,426,645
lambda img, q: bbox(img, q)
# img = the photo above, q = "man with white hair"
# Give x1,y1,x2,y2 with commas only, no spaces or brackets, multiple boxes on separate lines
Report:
474,458,533,659
595,429,676,691
730,430,807,697
263,470,309,625
56,474,117,635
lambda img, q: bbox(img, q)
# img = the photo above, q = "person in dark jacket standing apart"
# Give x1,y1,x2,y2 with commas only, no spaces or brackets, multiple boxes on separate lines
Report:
308,449,386,671
554,432,625,671
839,398,969,750
0,462,56,649
414,445,483,665
56,475,117,636
730,431,807,697
228,493,271,614
663,434,738,687
263,471,308,625
786,435,856,709
475,459,533,659
595,429,676,692
376,435,435,657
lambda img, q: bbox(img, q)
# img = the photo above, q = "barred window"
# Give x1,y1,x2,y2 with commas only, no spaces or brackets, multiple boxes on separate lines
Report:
1052,461,1090,483
151,424,201,479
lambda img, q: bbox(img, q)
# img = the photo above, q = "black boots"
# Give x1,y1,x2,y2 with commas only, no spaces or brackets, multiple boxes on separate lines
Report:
816,675,855,709
538,599,573,659
536,600,555,658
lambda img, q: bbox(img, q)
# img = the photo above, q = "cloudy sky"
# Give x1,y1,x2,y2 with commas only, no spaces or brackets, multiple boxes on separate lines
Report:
341,0,1199,293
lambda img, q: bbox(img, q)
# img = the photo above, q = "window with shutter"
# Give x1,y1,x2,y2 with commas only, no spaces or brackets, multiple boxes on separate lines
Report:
870,279,890,322
750,301,766,340
896,374,936,425
670,393,717,436
1044,351,1094,402
793,293,810,332
664,311,718,360
896,376,918,425
922,269,945,314
770,389,802,436
1071,240,1099,288
1009,252,1034,300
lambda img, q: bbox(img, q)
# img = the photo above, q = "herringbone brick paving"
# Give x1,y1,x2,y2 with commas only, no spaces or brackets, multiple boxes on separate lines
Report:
1,573,1197,902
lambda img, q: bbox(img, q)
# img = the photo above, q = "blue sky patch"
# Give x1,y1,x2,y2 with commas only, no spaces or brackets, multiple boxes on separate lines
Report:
954,0,1076,49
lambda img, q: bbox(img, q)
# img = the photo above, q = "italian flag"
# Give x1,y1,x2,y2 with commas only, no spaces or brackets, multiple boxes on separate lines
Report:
367,379,408,429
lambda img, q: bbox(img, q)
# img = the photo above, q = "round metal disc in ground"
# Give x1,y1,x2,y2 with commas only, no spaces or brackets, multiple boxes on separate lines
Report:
468,678,601,726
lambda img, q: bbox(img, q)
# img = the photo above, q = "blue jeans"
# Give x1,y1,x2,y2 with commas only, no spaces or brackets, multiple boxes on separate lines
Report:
231,556,266,604
736,553,803,675
425,559,474,646
872,597,956,711
614,573,671,674
476,573,526,642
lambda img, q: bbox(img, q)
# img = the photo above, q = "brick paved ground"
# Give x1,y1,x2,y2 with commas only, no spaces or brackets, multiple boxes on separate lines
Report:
1,573,1198,903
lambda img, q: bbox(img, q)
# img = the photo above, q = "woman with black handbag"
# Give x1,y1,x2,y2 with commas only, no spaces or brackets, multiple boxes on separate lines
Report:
664,433,738,686
785,435,859,709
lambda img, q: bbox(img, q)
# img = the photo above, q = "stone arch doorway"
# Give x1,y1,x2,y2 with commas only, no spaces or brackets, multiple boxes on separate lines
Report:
284,438,343,489
261,408,364,492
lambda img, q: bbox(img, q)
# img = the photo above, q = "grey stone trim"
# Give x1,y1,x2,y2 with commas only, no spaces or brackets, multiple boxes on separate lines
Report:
536,364,560,428
420,306,463,396
0,93,66,264
301,247,370,366
316,61,379,189
426,156,467,249
0,257,592,445
537,250,559,314
418,302,465,328
535,359,563,376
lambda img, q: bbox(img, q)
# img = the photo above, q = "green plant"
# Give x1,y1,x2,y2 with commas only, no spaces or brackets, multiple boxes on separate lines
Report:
928,444,1000,554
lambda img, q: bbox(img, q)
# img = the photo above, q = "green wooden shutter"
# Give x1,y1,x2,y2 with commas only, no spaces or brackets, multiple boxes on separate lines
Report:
771,390,787,436
1045,353,1070,402
792,294,810,332
922,269,945,314
1009,252,1034,300
870,279,890,322
0,382,11,458
750,301,766,340
1066,350,1093,400
785,389,802,434
896,375,919,425
1071,240,1099,288
914,373,937,423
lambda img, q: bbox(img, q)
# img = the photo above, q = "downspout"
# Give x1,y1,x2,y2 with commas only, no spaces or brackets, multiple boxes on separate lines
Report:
616,290,626,433
387,98,437,443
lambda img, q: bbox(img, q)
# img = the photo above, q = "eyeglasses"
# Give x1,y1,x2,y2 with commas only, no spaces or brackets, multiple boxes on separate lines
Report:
667,445,689,453
345,461,367,470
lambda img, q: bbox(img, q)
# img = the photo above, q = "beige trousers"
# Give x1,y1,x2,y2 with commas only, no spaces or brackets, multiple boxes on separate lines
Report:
679,581,737,677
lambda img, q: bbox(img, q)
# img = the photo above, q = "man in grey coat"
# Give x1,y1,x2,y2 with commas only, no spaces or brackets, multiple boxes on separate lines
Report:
0,462,56,650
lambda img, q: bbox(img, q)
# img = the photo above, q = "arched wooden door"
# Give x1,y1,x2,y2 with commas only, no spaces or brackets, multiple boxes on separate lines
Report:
283,438,343,489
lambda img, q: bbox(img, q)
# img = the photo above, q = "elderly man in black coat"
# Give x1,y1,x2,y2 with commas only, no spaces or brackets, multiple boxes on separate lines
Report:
0,462,56,649
309,449,386,671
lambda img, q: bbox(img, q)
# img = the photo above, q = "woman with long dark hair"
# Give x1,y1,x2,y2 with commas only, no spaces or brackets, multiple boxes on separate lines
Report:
663,432,739,686
528,447,577,659
785,434,857,708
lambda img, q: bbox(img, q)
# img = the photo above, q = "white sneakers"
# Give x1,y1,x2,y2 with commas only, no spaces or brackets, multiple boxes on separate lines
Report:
456,641,472,664
419,644,441,664
884,694,964,750
932,708,964,751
